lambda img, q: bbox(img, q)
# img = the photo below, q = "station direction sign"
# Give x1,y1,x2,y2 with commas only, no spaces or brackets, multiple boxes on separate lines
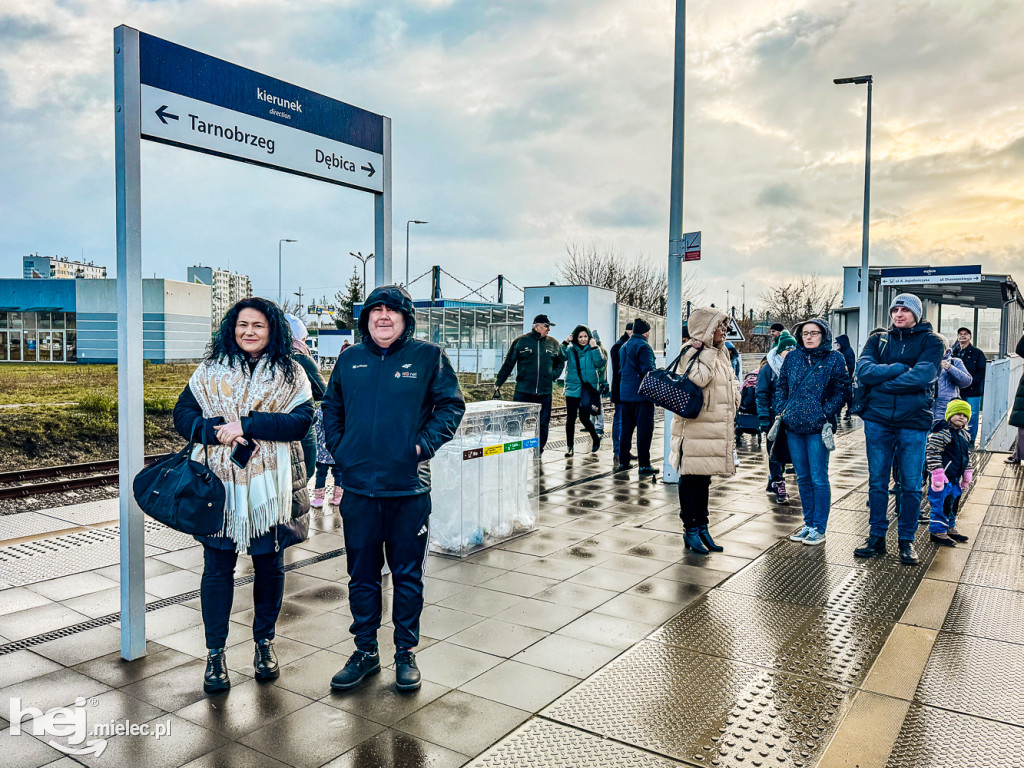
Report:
879,265,982,287
138,32,384,193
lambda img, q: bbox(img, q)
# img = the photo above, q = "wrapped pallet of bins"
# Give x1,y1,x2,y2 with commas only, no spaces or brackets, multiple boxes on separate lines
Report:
429,400,542,557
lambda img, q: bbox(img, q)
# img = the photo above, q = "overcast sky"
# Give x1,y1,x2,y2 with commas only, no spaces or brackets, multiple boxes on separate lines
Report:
2,0,1022,311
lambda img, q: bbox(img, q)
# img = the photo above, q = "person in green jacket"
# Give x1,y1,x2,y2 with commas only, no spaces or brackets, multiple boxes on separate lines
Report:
494,314,566,451
561,324,606,456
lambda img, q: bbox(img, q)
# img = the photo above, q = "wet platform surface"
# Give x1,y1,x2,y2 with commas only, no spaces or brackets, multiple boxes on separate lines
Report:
1,420,1022,767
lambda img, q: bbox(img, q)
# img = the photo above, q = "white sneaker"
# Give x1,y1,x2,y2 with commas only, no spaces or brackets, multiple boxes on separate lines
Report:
803,529,827,546
789,526,812,542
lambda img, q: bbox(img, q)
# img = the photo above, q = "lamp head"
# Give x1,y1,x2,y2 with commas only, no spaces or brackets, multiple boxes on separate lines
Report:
834,75,872,85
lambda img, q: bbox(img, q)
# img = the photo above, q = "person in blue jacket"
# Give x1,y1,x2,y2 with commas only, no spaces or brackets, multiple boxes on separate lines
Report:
618,317,658,475
774,319,850,546
322,285,465,693
173,297,314,694
561,324,607,456
852,293,944,566
756,331,797,503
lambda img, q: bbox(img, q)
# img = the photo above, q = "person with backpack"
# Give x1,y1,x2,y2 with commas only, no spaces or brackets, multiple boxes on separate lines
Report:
756,331,797,504
669,307,739,553
835,334,857,420
853,293,944,566
561,325,606,456
775,319,850,546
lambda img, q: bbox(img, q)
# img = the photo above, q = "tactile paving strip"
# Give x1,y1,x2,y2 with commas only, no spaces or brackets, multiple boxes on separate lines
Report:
39,497,118,525
959,550,1024,592
466,718,682,768
718,556,922,621
885,703,1024,768
989,489,1024,508
0,528,160,586
914,632,1024,726
650,591,891,686
973,526,1024,556
0,512,77,541
941,583,1024,646
981,504,1024,530
543,641,851,767
996,473,1024,491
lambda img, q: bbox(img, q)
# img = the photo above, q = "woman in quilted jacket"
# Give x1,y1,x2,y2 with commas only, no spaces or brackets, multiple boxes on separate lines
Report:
669,306,740,554
773,318,850,546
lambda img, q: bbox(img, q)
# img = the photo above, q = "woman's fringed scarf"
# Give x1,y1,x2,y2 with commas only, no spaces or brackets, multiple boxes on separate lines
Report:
189,356,312,552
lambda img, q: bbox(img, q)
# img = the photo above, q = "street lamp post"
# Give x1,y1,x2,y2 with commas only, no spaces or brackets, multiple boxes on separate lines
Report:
405,220,428,288
834,75,873,351
350,251,375,300
278,238,297,306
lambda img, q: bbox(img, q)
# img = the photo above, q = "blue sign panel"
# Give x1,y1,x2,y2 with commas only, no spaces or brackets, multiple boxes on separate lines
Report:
879,266,982,279
139,33,383,153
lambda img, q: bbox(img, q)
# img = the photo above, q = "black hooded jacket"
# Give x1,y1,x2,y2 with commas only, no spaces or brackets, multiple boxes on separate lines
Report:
610,332,630,403
835,334,856,376
321,285,466,497
773,319,850,434
855,320,944,431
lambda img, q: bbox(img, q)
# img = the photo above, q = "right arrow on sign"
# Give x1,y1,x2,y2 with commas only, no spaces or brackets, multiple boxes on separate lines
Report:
361,162,375,177
155,105,179,124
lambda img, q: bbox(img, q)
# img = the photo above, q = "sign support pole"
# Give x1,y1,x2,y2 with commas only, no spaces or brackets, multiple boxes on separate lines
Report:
114,25,147,660
374,116,393,288
663,0,685,484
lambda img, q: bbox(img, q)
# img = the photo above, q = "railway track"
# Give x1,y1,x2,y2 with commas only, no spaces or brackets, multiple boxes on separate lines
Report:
0,456,167,501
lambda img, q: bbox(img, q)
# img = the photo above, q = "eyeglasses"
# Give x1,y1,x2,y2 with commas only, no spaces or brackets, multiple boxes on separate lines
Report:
801,331,822,337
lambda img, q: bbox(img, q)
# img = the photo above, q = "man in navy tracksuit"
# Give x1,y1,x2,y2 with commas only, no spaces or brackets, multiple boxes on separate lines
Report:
618,317,658,475
322,285,465,692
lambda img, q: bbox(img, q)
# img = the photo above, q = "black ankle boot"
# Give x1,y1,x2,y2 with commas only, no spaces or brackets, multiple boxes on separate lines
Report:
564,446,575,457
254,638,280,681
854,534,887,558
683,528,709,555
697,525,723,552
394,649,421,692
204,648,230,694
899,540,920,565
330,649,381,691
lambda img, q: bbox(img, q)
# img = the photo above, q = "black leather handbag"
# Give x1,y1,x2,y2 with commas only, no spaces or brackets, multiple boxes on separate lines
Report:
639,349,704,419
133,419,225,535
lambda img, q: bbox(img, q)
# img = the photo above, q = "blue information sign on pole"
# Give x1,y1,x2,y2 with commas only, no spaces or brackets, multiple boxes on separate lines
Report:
138,32,386,193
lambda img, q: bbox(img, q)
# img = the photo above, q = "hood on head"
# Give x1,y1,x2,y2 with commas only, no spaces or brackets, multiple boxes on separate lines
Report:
793,318,833,351
687,306,728,346
571,324,592,346
835,334,851,351
358,284,416,340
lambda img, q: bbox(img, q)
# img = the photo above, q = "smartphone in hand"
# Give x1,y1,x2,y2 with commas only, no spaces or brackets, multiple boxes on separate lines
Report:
231,441,255,469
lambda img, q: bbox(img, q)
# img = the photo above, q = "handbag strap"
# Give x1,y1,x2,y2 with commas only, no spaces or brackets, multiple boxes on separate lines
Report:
779,358,829,416
189,418,212,467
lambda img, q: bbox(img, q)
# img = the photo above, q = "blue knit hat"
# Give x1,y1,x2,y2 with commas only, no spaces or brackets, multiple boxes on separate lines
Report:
890,293,923,322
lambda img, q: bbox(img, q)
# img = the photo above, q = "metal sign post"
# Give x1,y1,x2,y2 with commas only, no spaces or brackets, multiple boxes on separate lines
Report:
113,25,392,660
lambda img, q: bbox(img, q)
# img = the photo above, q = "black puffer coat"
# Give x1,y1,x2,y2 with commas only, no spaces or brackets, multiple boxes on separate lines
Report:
773,319,850,435
1008,335,1024,428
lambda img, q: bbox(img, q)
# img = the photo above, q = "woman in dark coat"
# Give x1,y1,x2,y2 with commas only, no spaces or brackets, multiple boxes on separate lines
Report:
173,297,314,694
774,319,850,546
1007,334,1024,463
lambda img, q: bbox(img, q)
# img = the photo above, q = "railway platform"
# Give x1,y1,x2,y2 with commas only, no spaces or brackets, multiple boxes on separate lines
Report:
1,420,1022,767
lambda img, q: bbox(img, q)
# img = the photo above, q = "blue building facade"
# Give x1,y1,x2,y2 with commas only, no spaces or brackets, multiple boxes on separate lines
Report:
0,279,211,363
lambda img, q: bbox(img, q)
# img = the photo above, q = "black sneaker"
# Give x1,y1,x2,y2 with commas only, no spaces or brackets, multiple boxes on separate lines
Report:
930,532,956,547
330,649,381,691
853,534,887,558
638,466,659,476
898,540,920,565
591,435,602,453
203,648,230,694
394,649,421,692
947,529,969,543
254,638,280,681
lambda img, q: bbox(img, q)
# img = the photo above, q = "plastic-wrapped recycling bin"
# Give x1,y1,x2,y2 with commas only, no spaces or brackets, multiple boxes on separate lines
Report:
429,400,541,557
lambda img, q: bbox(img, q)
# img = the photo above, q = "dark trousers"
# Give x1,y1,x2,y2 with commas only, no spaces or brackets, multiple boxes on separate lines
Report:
314,462,341,488
565,395,598,446
514,391,553,451
341,491,431,652
766,437,785,489
201,545,284,650
678,474,712,528
619,401,654,466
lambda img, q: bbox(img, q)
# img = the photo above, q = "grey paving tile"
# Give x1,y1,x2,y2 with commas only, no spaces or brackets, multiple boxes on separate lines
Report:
460,659,580,712
557,611,657,650
436,586,525,618
479,571,559,597
513,634,623,678
179,742,292,768
323,674,449,727
447,618,548,658
33,624,122,666
492,598,586,632
238,701,382,768
175,678,314,739
0,667,111,721
394,690,530,756
74,644,194,688
26,572,118,602
413,641,503,688
321,728,468,768
75,713,227,768
0,650,63,688
533,581,618,610
0,601,90,641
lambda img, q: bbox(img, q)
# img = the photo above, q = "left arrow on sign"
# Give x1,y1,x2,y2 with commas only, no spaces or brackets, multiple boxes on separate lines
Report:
155,105,179,125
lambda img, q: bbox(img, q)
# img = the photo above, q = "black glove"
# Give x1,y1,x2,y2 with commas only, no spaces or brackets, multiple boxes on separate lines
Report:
492,386,502,400
759,418,772,433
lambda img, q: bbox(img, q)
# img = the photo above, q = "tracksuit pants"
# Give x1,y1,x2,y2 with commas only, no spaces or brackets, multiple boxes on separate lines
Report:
928,483,962,535
619,401,655,467
341,491,431,652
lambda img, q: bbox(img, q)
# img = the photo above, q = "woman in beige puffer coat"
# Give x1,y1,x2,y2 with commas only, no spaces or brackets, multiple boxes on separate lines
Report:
670,306,740,554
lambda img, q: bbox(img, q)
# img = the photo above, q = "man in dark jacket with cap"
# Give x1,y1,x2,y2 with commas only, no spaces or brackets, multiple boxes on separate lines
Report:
853,292,943,566
609,323,633,462
494,314,566,451
323,285,465,692
619,317,658,475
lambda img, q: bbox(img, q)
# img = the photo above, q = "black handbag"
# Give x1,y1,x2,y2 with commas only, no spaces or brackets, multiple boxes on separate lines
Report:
572,345,602,417
133,419,226,535
639,349,704,419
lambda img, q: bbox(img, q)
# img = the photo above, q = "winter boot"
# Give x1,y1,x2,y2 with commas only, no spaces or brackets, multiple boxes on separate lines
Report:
773,480,787,504
310,487,325,508
947,528,969,543
331,649,381,691
898,540,920,565
254,638,280,681
394,649,422,692
697,525,723,552
683,528,709,555
929,532,956,547
330,485,343,506
854,535,887,559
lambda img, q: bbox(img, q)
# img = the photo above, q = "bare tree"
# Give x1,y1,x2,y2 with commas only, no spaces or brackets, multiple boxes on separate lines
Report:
756,276,842,329
558,240,704,314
